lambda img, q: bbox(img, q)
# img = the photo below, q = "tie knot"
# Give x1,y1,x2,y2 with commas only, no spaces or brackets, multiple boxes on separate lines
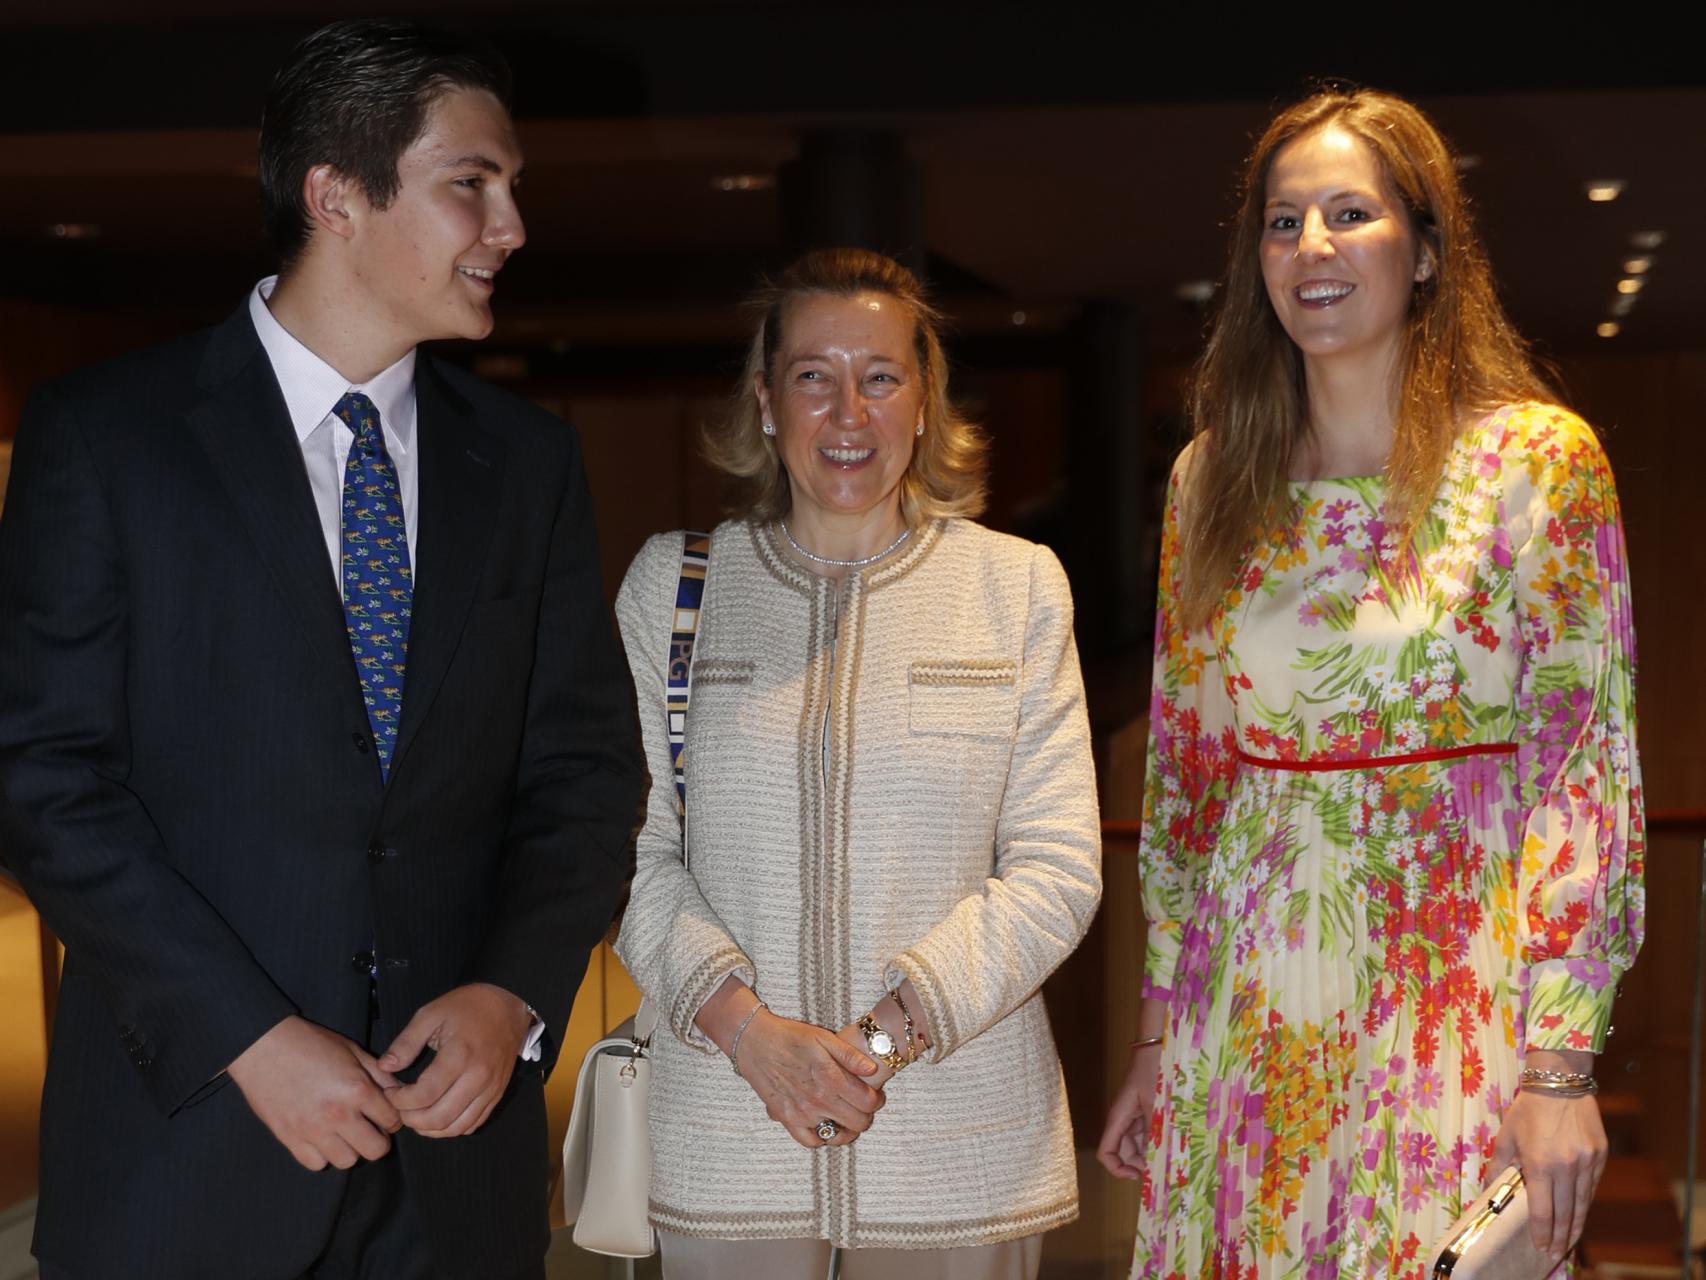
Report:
336,392,384,453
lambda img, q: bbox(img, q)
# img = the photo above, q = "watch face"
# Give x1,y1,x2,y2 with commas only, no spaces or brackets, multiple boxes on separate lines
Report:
869,1028,896,1057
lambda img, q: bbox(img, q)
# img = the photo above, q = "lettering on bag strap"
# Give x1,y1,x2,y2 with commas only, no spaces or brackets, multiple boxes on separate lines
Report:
666,531,711,818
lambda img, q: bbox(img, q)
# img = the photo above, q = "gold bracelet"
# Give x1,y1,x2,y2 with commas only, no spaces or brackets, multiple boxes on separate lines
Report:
888,986,920,1063
1130,1035,1164,1050
1519,1071,1597,1098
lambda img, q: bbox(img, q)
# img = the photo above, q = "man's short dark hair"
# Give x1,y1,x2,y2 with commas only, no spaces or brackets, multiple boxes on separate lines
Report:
259,19,513,270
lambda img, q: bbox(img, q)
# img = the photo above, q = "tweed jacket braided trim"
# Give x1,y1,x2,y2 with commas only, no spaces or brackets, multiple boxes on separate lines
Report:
672,944,753,1042
909,659,1018,686
651,1194,1079,1248
759,519,947,1240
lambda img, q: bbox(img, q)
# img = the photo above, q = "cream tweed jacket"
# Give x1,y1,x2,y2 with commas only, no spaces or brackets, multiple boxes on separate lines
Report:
613,518,1102,1249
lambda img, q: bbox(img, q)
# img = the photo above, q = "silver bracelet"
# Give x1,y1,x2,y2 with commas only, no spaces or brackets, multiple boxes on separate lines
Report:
728,1000,767,1077
1522,1079,1598,1098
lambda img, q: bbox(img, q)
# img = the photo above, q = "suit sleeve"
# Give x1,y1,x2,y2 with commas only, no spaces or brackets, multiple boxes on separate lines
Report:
461,424,646,1071
0,384,297,1114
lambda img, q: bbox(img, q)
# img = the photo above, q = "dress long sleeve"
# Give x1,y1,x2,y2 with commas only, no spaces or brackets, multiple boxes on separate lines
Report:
1138,448,1239,1004
1508,411,1644,1053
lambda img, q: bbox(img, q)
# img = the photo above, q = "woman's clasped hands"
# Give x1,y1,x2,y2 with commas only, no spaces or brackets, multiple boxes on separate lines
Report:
699,977,885,1149
733,1007,886,1149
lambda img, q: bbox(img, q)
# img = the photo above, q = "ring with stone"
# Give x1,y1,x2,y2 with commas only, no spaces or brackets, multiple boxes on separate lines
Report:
816,1119,839,1142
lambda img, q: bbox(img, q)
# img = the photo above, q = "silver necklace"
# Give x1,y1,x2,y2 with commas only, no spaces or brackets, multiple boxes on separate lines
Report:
778,518,911,568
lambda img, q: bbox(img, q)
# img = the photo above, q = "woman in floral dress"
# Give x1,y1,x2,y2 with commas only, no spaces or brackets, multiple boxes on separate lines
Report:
1098,89,1644,1278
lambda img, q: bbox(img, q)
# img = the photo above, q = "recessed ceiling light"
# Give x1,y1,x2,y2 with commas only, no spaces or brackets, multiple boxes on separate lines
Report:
1630,230,1666,250
1622,256,1654,274
1597,322,1620,338
1174,279,1215,304
1615,277,1645,295
712,174,774,193
1584,180,1626,202
1010,311,1027,326
46,222,100,239
1610,294,1637,317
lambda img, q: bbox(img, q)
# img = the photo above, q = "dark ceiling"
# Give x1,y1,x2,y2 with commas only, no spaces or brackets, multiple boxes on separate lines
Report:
3,2,1702,362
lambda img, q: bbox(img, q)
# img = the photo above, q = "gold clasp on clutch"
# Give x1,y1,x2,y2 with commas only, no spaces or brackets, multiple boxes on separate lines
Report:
1432,1168,1524,1278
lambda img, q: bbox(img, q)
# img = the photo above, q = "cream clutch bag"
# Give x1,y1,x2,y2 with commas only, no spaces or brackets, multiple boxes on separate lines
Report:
1428,1167,1556,1279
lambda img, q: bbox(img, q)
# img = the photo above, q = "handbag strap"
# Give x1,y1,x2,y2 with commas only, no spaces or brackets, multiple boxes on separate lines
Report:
666,531,711,818
634,531,709,1050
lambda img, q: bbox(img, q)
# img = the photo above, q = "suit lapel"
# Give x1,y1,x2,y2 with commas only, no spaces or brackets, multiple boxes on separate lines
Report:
391,358,505,775
184,308,361,689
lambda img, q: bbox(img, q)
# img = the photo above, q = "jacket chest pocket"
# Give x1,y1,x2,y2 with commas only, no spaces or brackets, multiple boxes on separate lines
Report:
908,659,1018,738
688,658,755,688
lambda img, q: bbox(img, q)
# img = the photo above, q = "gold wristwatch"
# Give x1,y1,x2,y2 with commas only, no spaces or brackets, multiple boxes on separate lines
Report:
857,1013,909,1073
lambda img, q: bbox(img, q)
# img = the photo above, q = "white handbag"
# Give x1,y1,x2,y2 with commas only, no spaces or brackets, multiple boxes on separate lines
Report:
560,531,708,1259
560,1005,660,1257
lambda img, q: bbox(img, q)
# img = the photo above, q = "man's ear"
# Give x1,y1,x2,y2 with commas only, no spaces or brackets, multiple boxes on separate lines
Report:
302,163,359,243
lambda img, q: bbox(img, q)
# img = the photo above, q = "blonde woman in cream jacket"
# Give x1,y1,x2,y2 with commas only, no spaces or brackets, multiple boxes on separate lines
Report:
614,249,1102,1280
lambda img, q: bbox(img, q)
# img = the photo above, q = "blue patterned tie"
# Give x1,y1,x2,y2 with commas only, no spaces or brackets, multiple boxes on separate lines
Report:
337,392,412,780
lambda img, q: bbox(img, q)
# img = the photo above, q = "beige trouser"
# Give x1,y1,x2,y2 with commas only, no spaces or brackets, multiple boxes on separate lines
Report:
657,1231,1043,1280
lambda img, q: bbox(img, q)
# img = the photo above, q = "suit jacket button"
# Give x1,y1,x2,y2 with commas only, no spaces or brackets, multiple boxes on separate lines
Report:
367,843,387,863
352,732,370,754
351,950,375,973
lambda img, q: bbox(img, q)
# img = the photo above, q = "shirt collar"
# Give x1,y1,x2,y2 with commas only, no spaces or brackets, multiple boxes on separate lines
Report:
248,276,417,456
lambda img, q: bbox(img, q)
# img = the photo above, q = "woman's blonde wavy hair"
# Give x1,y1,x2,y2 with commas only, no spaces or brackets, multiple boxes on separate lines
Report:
705,247,988,525
1177,87,1556,632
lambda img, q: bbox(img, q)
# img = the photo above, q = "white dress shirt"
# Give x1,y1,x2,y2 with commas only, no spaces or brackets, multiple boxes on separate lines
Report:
248,277,420,591
247,277,543,1063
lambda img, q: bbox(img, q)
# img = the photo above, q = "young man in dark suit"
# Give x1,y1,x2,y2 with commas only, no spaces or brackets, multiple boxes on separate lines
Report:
0,20,643,1279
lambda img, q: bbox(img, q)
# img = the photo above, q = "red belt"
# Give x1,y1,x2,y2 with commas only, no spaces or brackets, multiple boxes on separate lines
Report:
1235,742,1518,773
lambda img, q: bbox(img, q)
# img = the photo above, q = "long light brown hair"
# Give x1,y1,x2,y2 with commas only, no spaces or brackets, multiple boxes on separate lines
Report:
1178,87,1555,632
704,247,988,524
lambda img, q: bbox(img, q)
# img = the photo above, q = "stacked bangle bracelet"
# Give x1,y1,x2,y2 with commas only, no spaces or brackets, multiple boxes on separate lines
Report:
1519,1067,1597,1097
1129,1035,1164,1050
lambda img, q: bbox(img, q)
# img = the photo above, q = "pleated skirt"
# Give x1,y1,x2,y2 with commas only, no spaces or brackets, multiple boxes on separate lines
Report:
1130,755,1570,1280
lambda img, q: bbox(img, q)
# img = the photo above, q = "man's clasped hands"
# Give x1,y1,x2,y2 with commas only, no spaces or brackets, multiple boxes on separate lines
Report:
226,982,534,1171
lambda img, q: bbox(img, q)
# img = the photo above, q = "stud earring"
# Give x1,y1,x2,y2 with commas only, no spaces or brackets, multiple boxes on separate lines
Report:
915,420,924,437
762,421,776,436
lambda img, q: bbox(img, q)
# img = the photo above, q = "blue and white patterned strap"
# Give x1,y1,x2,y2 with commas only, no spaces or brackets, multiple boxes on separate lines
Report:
667,531,711,816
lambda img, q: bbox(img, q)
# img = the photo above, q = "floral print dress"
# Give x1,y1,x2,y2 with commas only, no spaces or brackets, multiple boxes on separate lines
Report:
1132,404,1644,1279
